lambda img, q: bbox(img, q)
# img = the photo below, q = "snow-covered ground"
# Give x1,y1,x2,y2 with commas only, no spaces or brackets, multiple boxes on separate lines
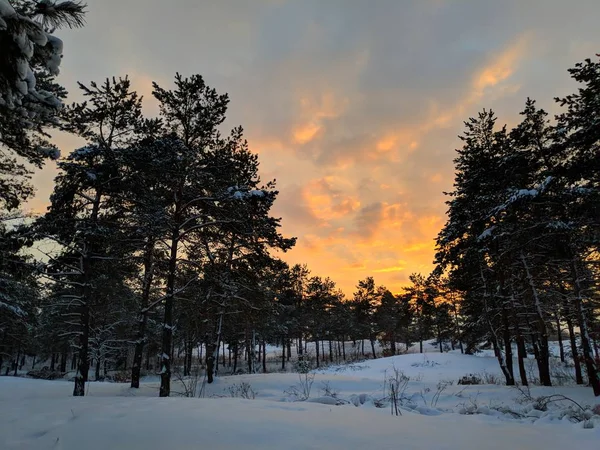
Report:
2,348,599,449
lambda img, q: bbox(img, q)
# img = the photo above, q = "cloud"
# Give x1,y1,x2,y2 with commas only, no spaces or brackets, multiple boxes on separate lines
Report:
25,0,600,296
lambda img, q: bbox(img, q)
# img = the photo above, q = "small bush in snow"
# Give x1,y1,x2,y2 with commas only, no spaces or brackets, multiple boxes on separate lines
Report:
226,382,257,400
410,357,440,368
320,381,339,398
457,374,482,385
294,359,312,374
383,366,411,416
285,371,316,401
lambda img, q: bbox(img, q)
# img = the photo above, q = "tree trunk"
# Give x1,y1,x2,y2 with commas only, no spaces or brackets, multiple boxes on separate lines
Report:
13,347,20,376
131,239,155,388
480,266,513,385
262,340,267,373
233,342,238,374
60,350,67,373
281,336,286,371
501,304,515,385
287,340,292,361
571,259,600,396
565,305,583,384
370,338,376,359
329,339,334,363
50,352,56,371
555,312,565,363
206,342,215,384
510,294,528,386
521,253,551,386
95,358,101,381
73,251,91,396
159,220,180,397
315,338,320,368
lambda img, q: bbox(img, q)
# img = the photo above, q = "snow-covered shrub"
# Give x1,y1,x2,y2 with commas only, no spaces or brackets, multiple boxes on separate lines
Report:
226,382,257,400
410,356,440,368
26,367,65,380
458,374,482,385
549,360,577,386
284,371,315,401
320,381,339,399
172,367,201,398
294,358,312,374
383,366,411,415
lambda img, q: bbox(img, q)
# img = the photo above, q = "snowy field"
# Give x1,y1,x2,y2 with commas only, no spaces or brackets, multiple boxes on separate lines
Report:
1,346,599,449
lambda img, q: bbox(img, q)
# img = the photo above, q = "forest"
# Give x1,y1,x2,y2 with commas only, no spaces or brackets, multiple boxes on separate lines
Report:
1,0,599,401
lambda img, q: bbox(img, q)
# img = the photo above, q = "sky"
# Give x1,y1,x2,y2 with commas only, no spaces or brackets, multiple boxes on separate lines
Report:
27,0,600,296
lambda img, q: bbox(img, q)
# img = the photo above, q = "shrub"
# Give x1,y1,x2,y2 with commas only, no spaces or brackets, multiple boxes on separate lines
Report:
458,374,482,385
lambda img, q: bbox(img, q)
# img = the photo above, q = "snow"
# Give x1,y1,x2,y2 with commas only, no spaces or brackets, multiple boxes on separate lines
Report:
1,343,598,449
0,0,16,18
45,35,64,76
0,300,26,316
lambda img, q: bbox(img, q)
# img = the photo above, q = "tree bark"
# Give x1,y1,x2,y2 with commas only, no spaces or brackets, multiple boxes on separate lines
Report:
521,253,551,386
555,312,565,363
281,336,286,371
131,238,155,388
570,259,600,395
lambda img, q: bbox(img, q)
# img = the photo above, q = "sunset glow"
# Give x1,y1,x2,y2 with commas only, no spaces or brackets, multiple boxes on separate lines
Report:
27,0,600,296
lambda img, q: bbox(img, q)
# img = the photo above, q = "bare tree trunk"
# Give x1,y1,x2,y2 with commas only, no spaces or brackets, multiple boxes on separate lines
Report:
73,250,92,397
95,358,101,381
131,238,155,388
511,293,528,386
480,266,514,385
571,260,600,396
565,306,583,384
555,312,565,363
159,226,179,397
281,336,286,371
521,253,551,386
315,338,320,368
206,341,215,384
370,338,376,359
329,339,334,363
232,342,238,374
13,347,20,376
60,349,67,373
262,340,266,373
501,304,515,385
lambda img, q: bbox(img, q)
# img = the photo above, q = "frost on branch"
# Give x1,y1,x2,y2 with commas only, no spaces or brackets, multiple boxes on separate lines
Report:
0,0,83,112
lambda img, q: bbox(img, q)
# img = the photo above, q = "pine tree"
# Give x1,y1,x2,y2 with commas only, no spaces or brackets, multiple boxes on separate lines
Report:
38,77,143,396
0,0,85,211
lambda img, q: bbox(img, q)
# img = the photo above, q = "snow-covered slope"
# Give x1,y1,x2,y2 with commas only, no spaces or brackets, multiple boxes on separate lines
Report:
1,350,599,449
